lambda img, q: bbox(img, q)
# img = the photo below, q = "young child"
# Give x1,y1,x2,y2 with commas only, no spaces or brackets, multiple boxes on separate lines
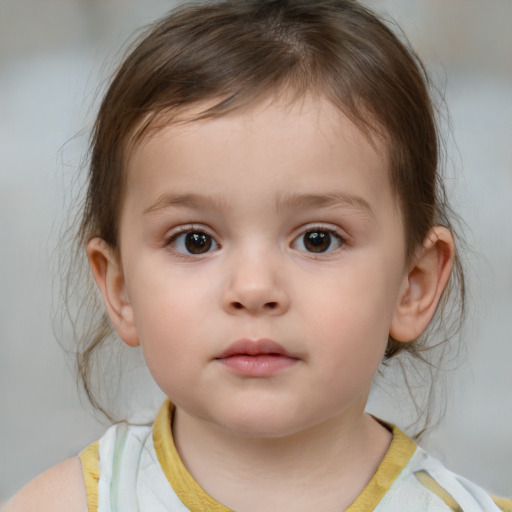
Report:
4,1,511,511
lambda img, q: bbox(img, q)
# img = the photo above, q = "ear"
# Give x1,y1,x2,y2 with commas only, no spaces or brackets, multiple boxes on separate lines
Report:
86,237,139,347
390,226,455,342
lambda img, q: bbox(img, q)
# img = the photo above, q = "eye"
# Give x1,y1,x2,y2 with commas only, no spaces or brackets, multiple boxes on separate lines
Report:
168,229,219,255
292,228,343,254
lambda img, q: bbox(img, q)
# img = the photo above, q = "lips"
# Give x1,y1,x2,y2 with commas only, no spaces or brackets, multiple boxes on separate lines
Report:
216,339,294,359
215,339,299,377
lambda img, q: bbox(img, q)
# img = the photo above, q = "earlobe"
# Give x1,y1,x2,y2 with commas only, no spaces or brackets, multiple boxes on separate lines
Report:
86,238,140,347
390,226,455,342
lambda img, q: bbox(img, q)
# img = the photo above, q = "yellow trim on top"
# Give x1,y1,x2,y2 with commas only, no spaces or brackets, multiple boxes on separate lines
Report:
79,440,100,512
153,400,418,512
415,469,462,511
153,400,233,512
493,495,512,512
346,421,417,511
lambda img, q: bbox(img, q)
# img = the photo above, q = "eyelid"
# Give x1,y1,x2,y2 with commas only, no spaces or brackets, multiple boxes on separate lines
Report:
291,223,348,254
166,223,209,235
164,224,221,256
293,223,347,240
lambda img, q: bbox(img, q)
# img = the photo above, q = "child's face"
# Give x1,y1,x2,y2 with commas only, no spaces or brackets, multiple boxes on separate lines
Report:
115,95,410,437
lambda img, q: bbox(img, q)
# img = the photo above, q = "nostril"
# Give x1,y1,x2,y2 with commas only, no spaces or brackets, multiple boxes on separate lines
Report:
230,301,278,310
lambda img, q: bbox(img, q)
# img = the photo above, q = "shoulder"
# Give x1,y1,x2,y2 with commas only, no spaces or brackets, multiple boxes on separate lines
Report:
1,457,87,512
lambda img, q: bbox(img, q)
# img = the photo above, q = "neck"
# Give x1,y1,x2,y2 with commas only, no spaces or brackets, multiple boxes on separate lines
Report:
172,406,392,512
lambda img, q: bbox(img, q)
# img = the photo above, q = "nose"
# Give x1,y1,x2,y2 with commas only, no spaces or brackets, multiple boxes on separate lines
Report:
222,252,290,316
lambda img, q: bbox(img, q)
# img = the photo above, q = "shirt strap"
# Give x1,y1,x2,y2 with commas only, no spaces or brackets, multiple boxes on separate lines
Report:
79,440,100,512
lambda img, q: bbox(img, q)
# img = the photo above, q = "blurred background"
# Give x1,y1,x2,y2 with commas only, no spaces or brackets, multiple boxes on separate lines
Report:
1,0,511,502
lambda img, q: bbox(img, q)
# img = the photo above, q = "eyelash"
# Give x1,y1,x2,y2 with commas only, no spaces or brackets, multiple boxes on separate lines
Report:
164,224,347,257
291,225,346,255
165,225,220,257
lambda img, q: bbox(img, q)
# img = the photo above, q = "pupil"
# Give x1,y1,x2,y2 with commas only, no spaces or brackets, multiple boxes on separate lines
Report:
185,232,212,254
305,231,330,252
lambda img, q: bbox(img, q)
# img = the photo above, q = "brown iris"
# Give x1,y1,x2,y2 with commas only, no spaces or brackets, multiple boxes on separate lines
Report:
303,231,332,253
184,232,212,254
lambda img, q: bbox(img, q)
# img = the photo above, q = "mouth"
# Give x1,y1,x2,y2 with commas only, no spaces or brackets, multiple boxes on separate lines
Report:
215,339,299,377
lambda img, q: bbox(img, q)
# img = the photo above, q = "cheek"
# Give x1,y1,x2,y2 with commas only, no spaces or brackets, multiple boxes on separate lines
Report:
129,256,213,325
302,256,403,361
127,267,214,371
133,292,204,399
309,257,402,322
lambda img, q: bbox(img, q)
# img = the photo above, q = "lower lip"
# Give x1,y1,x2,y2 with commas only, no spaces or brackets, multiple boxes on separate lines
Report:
217,354,297,377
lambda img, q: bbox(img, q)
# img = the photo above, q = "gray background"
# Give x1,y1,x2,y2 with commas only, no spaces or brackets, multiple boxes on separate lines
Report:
1,0,511,502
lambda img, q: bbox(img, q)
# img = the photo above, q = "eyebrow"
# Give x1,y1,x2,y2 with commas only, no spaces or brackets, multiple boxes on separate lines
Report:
143,193,229,215
274,192,375,219
143,191,374,219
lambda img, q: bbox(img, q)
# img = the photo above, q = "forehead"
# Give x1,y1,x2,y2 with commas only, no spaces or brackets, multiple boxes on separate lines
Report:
123,94,395,217
130,90,386,160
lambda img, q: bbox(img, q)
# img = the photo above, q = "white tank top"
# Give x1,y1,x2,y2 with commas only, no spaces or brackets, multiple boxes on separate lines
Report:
79,400,509,512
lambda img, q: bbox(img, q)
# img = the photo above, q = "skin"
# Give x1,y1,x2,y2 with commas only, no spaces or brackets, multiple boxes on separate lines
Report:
5,94,454,512
2,458,86,512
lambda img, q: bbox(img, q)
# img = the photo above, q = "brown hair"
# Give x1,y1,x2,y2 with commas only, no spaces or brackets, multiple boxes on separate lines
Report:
71,0,465,428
